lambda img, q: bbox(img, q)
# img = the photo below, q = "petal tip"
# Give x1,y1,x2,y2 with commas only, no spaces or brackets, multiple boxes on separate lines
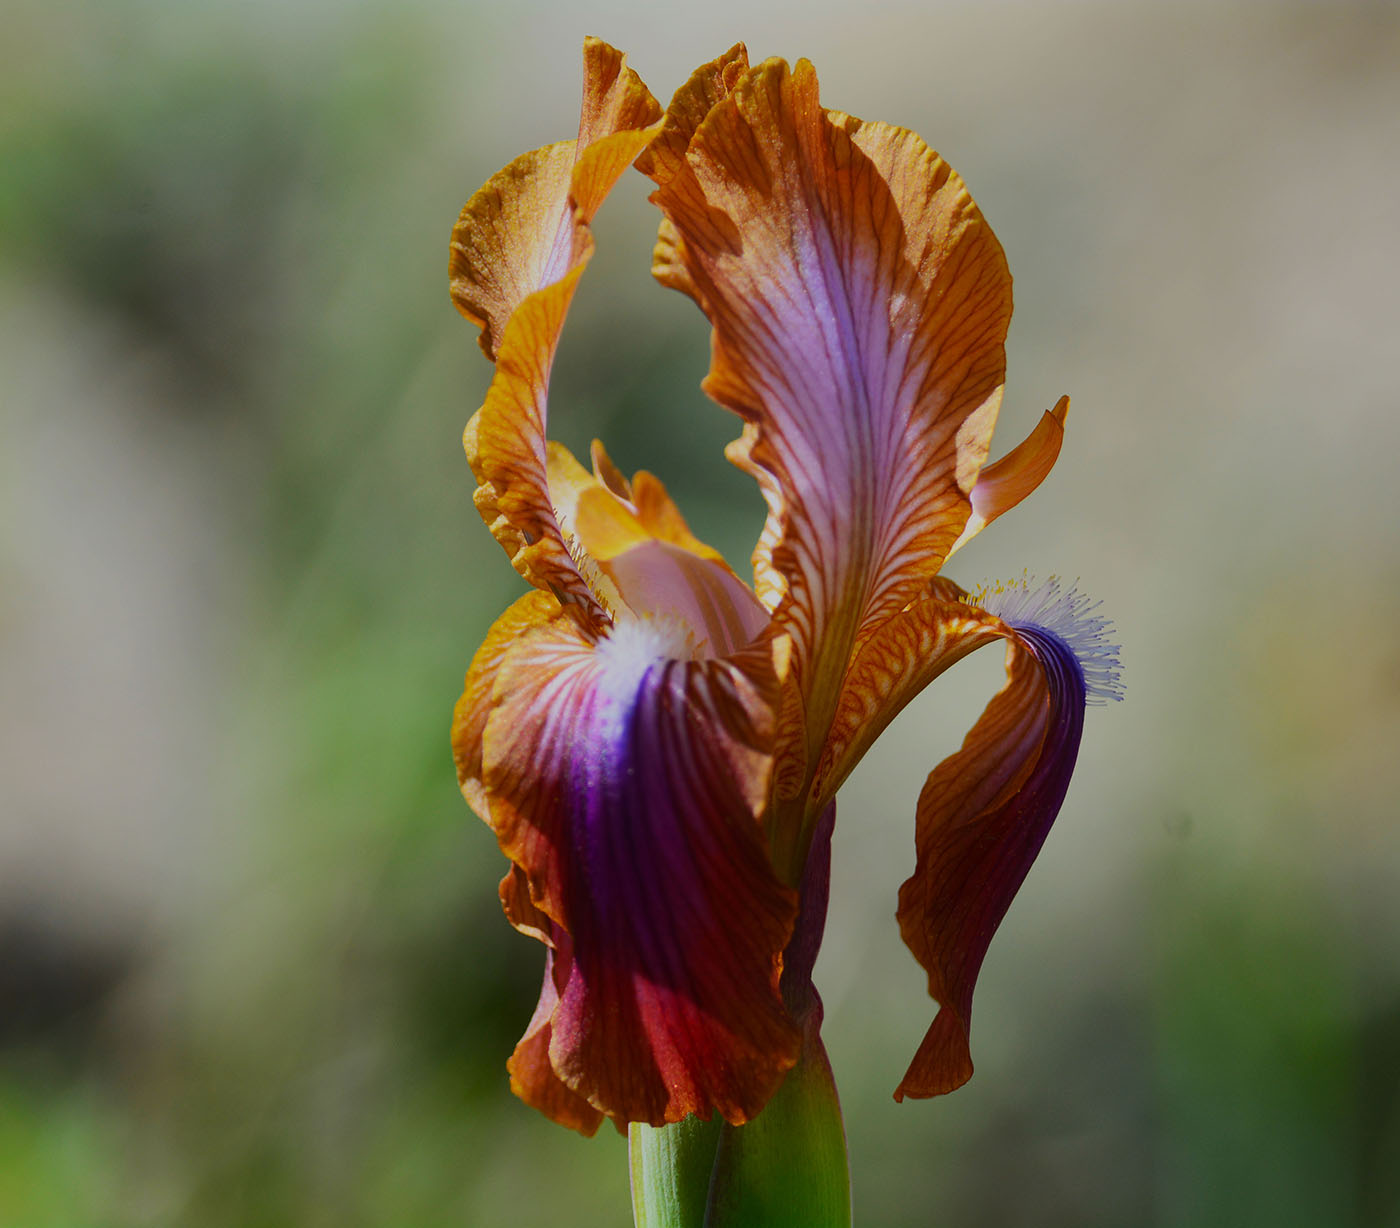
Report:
892,1006,975,1101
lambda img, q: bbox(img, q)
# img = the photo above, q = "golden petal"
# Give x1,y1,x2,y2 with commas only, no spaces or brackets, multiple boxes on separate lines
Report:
451,41,663,615
948,396,1069,557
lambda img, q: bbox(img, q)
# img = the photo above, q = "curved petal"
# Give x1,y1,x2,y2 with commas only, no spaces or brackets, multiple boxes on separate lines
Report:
629,470,726,564
634,43,751,312
588,438,632,500
546,441,771,657
889,581,1121,1099
451,588,562,818
644,56,1020,774
947,396,1069,557
450,38,664,355
507,935,608,1137
810,578,1003,804
450,40,662,614
479,614,800,1126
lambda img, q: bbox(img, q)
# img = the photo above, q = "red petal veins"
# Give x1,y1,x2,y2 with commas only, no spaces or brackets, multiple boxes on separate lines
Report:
451,589,563,819
643,55,1024,799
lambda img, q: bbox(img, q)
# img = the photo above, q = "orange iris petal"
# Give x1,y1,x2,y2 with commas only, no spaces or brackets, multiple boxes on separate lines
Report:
642,53,1024,800
949,395,1070,556
451,40,662,615
451,588,562,818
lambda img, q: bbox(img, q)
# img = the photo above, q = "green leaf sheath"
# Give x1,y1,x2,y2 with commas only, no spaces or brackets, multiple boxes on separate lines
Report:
630,1114,723,1228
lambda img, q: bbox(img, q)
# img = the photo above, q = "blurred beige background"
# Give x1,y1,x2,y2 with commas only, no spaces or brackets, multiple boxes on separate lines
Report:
2,1,1398,1225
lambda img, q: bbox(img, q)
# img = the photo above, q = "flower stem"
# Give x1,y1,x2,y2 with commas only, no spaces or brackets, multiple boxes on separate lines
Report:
703,1021,851,1226
628,1027,851,1228
630,1114,724,1228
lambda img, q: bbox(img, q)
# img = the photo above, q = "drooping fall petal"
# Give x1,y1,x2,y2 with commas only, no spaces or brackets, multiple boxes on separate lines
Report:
644,55,1017,768
479,613,800,1126
450,40,662,613
893,581,1121,1099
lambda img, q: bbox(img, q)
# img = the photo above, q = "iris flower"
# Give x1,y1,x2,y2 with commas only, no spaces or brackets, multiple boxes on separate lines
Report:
450,39,1120,1139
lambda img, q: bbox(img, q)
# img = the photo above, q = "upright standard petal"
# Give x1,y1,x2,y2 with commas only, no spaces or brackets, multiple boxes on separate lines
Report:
479,613,800,1126
450,40,662,613
892,581,1121,1099
644,55,1017,772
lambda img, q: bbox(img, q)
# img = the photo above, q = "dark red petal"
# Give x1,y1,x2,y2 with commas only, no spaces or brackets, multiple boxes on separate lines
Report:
894,625,1088,1098
482,616,800,1125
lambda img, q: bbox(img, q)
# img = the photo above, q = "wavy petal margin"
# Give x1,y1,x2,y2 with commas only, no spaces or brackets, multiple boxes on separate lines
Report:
893,581,1121,1099
506,924,609,1136
644,54,1019,769
479,613,800,1126
812,578,999,802
450,40,663,613
451,589,562,817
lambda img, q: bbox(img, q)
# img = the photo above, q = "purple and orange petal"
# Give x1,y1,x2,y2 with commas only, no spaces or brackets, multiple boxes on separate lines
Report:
894,580,1121,1098
480,613,800,1125
643,54,1020,765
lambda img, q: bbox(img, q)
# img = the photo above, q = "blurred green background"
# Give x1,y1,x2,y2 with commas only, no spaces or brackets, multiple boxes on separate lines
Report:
3,1,1398,1224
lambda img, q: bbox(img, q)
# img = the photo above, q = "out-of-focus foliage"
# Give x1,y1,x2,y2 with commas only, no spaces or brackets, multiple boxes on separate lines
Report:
2,2,1398,1226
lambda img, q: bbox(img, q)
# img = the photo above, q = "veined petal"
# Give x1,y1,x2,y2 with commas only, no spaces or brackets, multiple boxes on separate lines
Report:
891,579,1121,1099
450,39,663,355
645,55,1020,777
811,578,1002,803
450,40,663,614
480,614,800,1126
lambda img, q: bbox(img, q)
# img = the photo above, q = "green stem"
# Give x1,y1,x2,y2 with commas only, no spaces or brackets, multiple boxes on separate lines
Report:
703,1020,851,1227
628,1025,851,1228
630,1114,724,1228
